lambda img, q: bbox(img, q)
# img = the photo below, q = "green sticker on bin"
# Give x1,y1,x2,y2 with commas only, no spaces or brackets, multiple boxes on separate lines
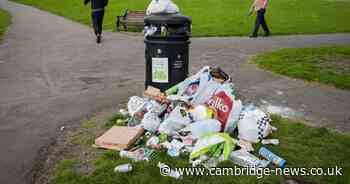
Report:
152,57,169,83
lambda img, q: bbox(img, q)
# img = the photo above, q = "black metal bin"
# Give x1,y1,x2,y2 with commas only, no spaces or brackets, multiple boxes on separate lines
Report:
144,14,191,91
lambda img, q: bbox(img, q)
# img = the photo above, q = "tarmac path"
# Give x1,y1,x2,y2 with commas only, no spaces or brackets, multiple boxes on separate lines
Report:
0,0,349,183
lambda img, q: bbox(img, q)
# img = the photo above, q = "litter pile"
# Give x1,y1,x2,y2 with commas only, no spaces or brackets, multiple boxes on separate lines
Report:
94,66,285,178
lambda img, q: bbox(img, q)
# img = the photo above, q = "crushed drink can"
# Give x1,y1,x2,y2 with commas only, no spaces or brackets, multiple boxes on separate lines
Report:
258,147,286,167
114,163,132,173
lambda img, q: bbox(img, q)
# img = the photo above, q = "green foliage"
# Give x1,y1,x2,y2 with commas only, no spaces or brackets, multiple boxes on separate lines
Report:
53,116,350,184
104,112,128,128
11,0,350,36
252,45,350,90
0,9,11,40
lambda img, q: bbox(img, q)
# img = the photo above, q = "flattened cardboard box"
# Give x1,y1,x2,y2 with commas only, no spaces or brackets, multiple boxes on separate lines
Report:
95,126,144,150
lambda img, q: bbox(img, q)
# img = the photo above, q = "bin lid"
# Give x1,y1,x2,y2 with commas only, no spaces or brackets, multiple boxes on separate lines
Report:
144,13,191,25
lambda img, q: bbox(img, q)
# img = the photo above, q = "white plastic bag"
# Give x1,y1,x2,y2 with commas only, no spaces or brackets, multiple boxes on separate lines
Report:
158,105,191,135
127,96,146,116
146,0,179,15
182,119,221,139
144,26,158,38
175,66,222,105
141,112,161,132
237,104,274,143
189,105,212,121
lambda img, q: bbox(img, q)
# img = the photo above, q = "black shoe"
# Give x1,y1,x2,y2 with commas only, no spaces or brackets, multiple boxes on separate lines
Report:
96,35,101,44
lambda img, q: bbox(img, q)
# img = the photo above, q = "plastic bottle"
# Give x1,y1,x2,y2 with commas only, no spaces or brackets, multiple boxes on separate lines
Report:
119,150,143,162
114,163,132,173
258,147,286,167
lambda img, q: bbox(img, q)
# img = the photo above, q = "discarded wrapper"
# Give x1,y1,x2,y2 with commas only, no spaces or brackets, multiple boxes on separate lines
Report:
261,139,279,145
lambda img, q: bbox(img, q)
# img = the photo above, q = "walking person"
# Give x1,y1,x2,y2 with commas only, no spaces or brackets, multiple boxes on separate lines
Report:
84,0,109,43
249,0,270,38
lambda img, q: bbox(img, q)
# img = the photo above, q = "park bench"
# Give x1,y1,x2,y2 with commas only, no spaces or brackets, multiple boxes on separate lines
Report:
116,9,146,31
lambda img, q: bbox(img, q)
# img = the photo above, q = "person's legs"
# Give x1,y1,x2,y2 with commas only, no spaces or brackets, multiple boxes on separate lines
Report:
91,12,99,36
93,10,104,43
251,9,263,37
97,10,104,36
260,9,270,36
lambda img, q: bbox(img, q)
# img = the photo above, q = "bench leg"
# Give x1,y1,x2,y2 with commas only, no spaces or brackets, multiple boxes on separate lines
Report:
116,17,120,32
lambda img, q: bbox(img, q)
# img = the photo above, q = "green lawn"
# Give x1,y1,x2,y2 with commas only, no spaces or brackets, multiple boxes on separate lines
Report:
252,46,350,90
0,9,11,40
11,0,350,37
52,114,350,184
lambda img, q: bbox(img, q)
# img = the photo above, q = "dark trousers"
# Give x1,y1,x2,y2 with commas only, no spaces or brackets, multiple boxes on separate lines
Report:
252,9,270,36
92,10,104,36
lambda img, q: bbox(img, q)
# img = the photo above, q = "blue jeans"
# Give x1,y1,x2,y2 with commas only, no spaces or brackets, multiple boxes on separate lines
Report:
252,9,270,36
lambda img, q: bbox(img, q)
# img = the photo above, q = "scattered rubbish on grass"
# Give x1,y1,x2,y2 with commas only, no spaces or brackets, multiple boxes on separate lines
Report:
93,66,288,179
167,139,185,157
114,163,133,173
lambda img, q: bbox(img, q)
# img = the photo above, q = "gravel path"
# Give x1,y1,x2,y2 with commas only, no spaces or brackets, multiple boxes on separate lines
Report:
0,0,349,183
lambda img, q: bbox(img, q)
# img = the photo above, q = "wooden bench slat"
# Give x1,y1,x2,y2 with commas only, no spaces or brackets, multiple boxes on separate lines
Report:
117,10,146,31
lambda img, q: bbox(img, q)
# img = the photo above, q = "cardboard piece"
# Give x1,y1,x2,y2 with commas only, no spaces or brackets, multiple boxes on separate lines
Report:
143,86,167,103
95,126,144,151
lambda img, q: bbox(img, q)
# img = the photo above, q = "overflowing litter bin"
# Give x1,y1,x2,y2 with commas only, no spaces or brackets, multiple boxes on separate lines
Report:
144,14,192,92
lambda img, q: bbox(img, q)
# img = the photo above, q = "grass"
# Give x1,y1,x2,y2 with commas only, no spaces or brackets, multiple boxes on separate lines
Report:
0,9,11,40
10,0,350,37
252,45,350,90
51,114,350,184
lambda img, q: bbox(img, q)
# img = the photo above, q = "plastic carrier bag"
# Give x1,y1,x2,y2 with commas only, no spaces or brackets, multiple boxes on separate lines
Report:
158,105,192,135
237,104,274,143
190,133,236,161
181,119,221,139
146,0,179,15
206,83,242,133
141,112,161,132
167,66,222,105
